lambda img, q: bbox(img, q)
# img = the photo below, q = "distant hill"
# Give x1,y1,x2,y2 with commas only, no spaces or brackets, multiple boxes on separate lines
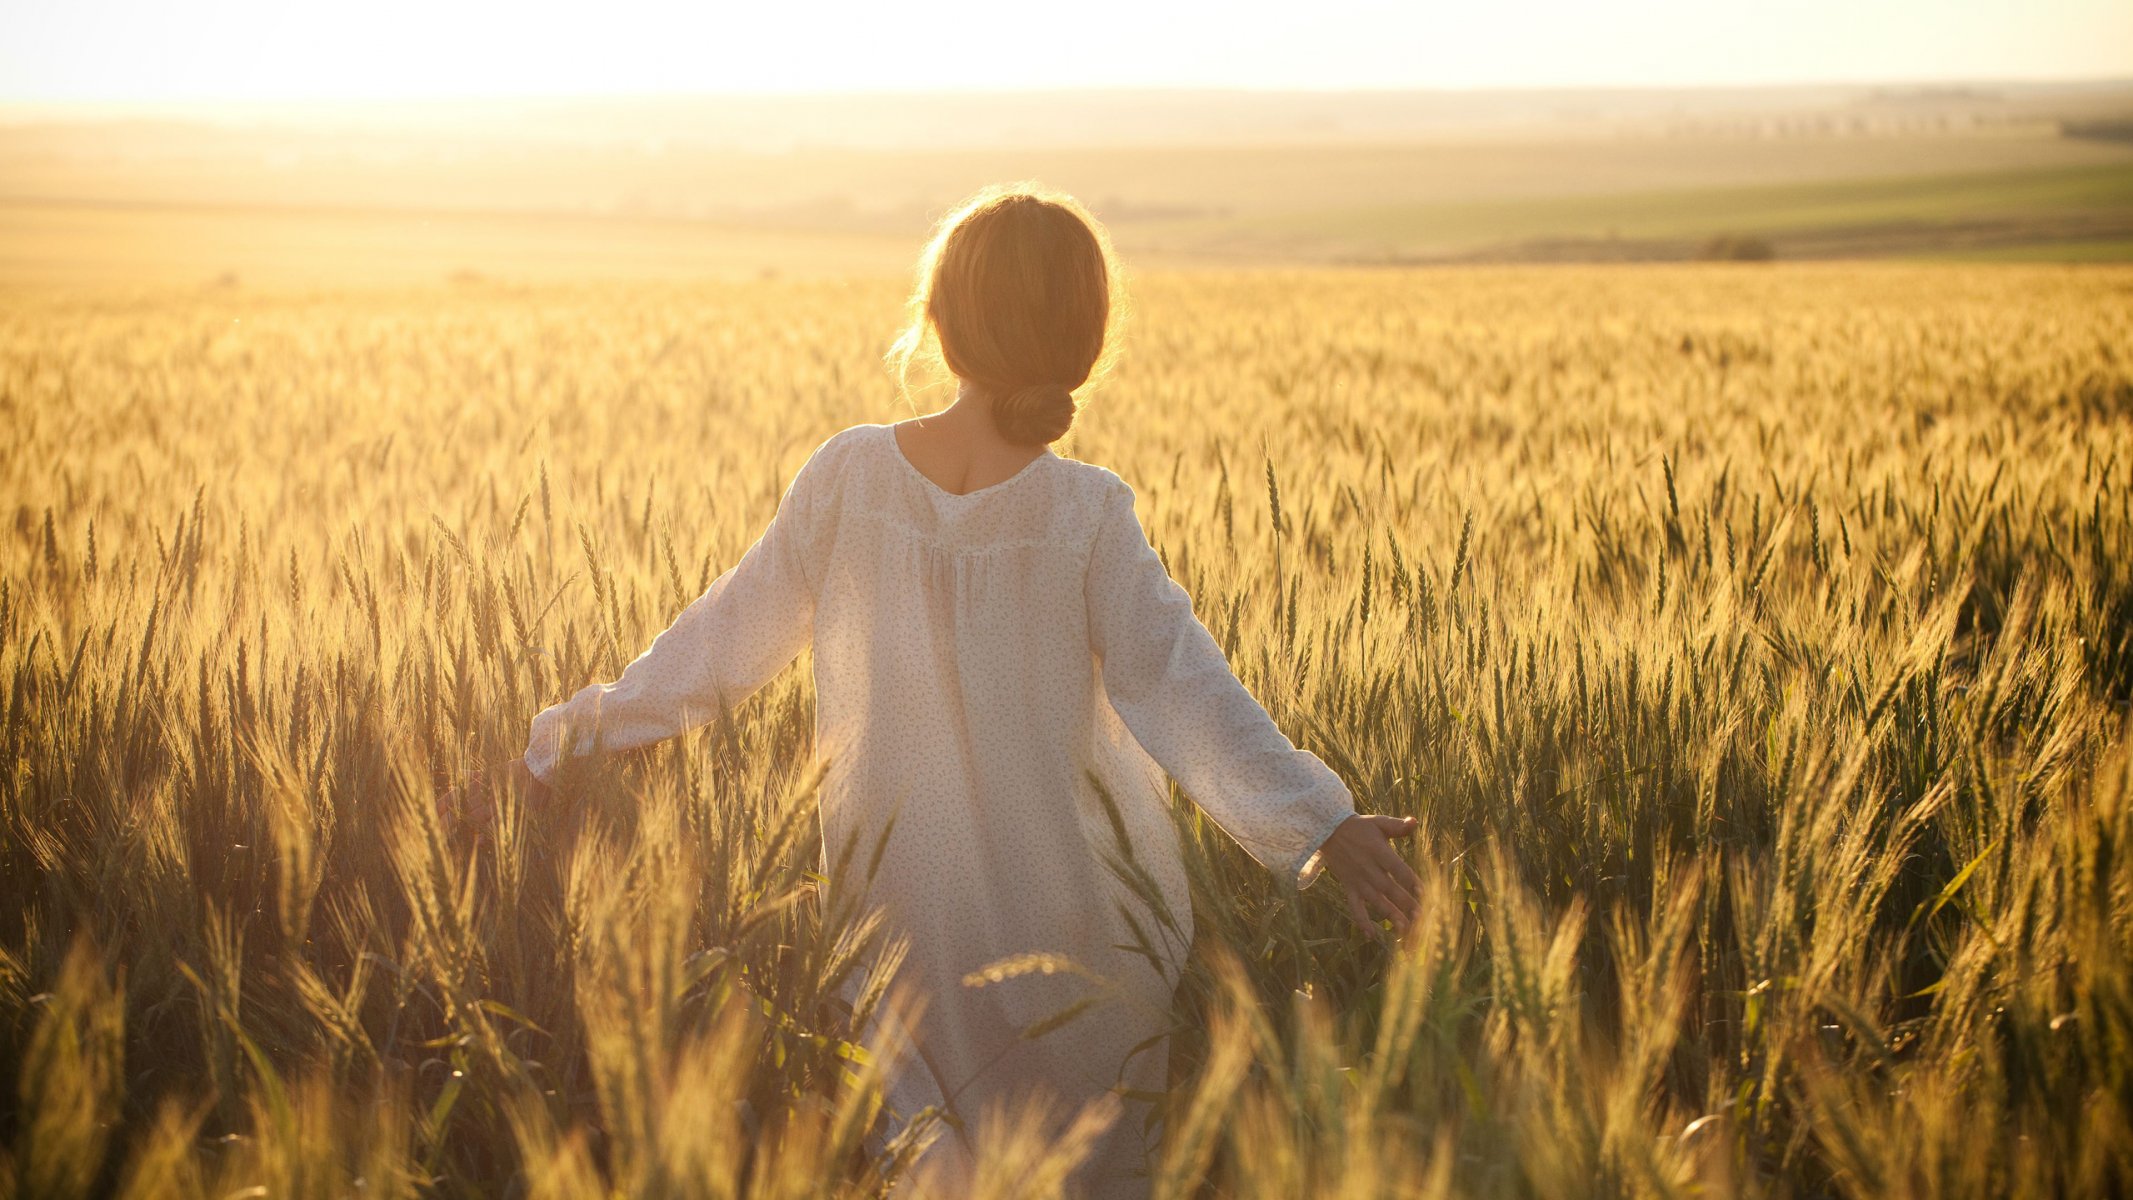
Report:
6,80,2131,150
2,82,2130,287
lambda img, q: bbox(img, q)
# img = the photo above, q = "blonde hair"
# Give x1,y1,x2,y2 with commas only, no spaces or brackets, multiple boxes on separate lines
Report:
888,183,1124,445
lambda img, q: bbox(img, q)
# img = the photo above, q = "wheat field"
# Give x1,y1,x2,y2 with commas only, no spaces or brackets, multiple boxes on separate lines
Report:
2,263,2130,1197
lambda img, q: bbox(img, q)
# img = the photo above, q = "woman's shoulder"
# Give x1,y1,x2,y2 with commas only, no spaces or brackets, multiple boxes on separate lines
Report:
805,423,1130,498
1035,454,1145,557
809,422,890,462
790,424,1135,530
1045,451,1135,508
789,423,888,488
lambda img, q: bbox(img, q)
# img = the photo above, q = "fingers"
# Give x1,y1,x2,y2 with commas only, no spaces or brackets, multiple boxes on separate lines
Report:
1372,870,1421,928
1375,841,1424,905
1373,814,1419,839
1369,881,1416,937
1344,889,1380,942
504,756,555,802
1361,818,1423,923
1369,861,1420,935
1330,812,1425,942
437,769,503,845
1342,875,1410,940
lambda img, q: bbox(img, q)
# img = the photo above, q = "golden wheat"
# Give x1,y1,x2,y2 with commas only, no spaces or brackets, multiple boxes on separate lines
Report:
2,263,2130,1198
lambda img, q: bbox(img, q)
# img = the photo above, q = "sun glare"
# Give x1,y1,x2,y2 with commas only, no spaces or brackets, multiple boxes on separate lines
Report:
1,0,2128,106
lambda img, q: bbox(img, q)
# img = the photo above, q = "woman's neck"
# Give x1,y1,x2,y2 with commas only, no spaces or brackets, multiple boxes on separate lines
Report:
893,379,1047,494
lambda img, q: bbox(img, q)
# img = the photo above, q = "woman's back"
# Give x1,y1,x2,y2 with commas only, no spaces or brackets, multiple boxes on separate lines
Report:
512,183,1420,1198
523,419,1358,1195
810,421,1177,908
808,421,1198,1195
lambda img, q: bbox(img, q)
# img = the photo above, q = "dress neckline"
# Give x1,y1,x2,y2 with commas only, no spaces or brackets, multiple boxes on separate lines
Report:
882,422,1053,501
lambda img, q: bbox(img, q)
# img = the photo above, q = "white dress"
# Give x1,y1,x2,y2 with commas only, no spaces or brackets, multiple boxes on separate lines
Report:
523,423,1356,1197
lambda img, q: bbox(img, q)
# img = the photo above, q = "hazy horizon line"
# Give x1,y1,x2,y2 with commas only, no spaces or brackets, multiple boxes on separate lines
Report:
4,74,2130,115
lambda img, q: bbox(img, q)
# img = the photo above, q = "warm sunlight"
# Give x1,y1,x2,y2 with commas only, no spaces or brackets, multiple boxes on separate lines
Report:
3,0,2130,103
6,0,2133,1193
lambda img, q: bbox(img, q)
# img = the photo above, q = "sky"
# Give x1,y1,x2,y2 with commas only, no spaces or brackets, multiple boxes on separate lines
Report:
2,0,2129,103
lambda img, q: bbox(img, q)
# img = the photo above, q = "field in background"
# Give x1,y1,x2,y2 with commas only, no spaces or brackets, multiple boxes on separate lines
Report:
0,200,920,289
5,83,2133,289
2,264,2130,1196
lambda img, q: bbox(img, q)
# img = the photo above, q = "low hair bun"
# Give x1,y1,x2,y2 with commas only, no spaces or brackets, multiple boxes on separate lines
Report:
990,382,1077,446
889,186,1119,444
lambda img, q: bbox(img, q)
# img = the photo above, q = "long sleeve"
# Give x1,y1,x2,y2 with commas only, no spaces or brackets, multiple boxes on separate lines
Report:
1085,480,1356,891
522,448,827,785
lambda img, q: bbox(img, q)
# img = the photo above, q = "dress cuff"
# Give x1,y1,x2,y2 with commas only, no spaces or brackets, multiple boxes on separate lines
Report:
1290,802,1356,892
522,703,573,787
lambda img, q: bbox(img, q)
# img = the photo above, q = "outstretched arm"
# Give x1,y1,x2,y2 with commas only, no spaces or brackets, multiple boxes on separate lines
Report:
522,451,827,786
1086,480,1421,936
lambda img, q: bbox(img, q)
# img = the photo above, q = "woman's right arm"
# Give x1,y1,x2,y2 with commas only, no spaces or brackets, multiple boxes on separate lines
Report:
522,438,835,785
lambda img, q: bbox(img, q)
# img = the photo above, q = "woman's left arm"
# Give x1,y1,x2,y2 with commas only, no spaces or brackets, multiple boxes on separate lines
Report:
521,444,831,786
1086,477,1422,937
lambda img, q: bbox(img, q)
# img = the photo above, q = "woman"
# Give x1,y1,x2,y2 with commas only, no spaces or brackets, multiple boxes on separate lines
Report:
472,183,1422,1196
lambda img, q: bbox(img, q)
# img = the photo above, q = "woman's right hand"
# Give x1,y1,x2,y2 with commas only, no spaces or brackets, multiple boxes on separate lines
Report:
439,755,550,843
1318,814,1423,941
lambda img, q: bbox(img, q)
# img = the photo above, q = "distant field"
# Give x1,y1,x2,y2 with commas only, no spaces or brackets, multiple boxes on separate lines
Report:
4,121,2133,288
1914,236,2133,262
7,163,2133,291
1178,161,2133,262
0,200,920,290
